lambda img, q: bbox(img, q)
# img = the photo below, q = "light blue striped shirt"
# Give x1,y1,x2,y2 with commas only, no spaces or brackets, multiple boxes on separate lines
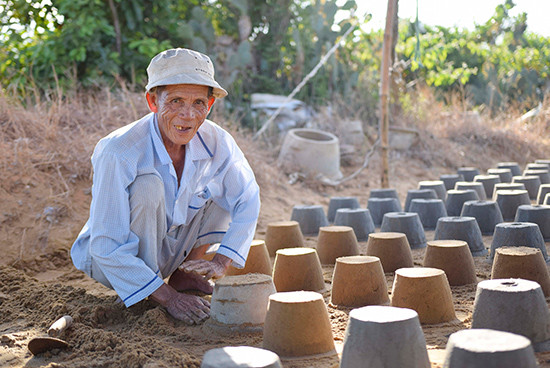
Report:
71,112,260,307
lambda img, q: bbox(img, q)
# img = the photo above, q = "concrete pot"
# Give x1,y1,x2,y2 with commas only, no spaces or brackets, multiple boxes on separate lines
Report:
440,174,464,191
290,205,329,236
418,180,446,200
327,196,360,223
369,188,402,211
333,208,375,242
535,159,550,166
490,222,548,262
391,267,457,324
454,181,487,200
497,162,522,177
445,189,479,217
512,175,541,200
537,184,550,204
340,306,430,368
494,189,531,221
331,255,389,307
277,128,342,180
423,240,477,286
226,240,272,276
487,168,513,183
365,232,414,273
409,198,448,230
514,204,550,241
457,167,480,182
491,246,550,296
263,291,336,358
404,189,438,212
474,174,501,199
367,197,402,227
525,162,550,171
471,278,550,348
380,212,427,249
434,216,487,256
272,247,326,292
202,346,283,368
492,182,526,200
316,226,359,264
209,274,277,333
523,169,550,184
460,200,504,235
442,329,537,368
265,220,304,256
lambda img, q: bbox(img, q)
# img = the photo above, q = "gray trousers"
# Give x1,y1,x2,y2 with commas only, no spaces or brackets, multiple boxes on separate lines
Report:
91,174,230,288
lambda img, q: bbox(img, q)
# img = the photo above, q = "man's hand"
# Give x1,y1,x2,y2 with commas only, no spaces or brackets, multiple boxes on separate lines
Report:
178,253,232,279
150,283,210,325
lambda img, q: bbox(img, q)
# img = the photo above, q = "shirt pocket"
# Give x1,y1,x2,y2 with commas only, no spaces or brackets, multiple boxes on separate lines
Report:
187,187,211,215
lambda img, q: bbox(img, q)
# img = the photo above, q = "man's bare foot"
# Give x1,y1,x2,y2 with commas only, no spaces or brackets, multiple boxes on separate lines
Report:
168,269,213,294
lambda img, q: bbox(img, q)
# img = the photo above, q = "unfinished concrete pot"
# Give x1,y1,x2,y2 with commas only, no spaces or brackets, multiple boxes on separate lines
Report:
457,167,480,182
423,240,477,286
277,128,342,180
474,174,501,199
365,232,414,273
515,204,550,241
487,168,513,183
512,175,541,200
440,174,464,191
263,291,336,358
226,240,272,276
445,189,479,216
490,222,548,261
537,184,550,204
367,197,402,227
523,169,550,185
434,216,487,256
404,189,438,212
454,181,487,200
202,346,283,368
391,267,457,324
316,226,359,264
327,196,360,223
209,274,277,333
442,329,537,368
492,246,550,296
330,255,389,307
272,247,326,292
380,212,427,249
333,208,375,242
460,200,504,235
471,278,550,349
340,306,430,368
494,189,531,221
290,205,329,236
409,198,448,230
265,220,304,256
497,162,522,177
492,182,526,199
418,180,446,200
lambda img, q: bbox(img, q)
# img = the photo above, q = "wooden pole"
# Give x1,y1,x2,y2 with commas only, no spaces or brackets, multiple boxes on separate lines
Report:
380,0,398,188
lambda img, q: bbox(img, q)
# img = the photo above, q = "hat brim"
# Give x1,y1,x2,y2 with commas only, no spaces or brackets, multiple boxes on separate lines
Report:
145,73,228,99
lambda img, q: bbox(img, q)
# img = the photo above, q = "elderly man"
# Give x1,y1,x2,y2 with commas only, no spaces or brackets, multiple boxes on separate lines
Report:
71,48,260,325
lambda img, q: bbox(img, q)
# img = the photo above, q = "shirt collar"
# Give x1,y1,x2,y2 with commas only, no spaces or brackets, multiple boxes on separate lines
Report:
150,114,213,164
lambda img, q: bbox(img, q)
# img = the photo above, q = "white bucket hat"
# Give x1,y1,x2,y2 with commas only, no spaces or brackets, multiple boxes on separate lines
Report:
145,48,228,98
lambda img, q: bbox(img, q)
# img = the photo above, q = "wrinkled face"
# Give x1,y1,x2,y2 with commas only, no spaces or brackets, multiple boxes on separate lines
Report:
146,84,214,150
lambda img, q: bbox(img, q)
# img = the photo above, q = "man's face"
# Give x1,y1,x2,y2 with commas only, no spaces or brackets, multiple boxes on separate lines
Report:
147,84,214,150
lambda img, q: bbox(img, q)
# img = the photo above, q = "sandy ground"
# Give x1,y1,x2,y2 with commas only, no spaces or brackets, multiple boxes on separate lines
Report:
2,123,550,367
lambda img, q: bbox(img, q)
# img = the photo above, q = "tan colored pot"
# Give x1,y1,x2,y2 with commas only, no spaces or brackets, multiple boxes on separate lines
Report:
331,256,390,307
423,240,477,286
263,291,336,358
365,232,414,273
391,267,457,324
272,247,326,292
316,226,359,265
226,240,272,276
265,221,304,256
491,246,550,296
